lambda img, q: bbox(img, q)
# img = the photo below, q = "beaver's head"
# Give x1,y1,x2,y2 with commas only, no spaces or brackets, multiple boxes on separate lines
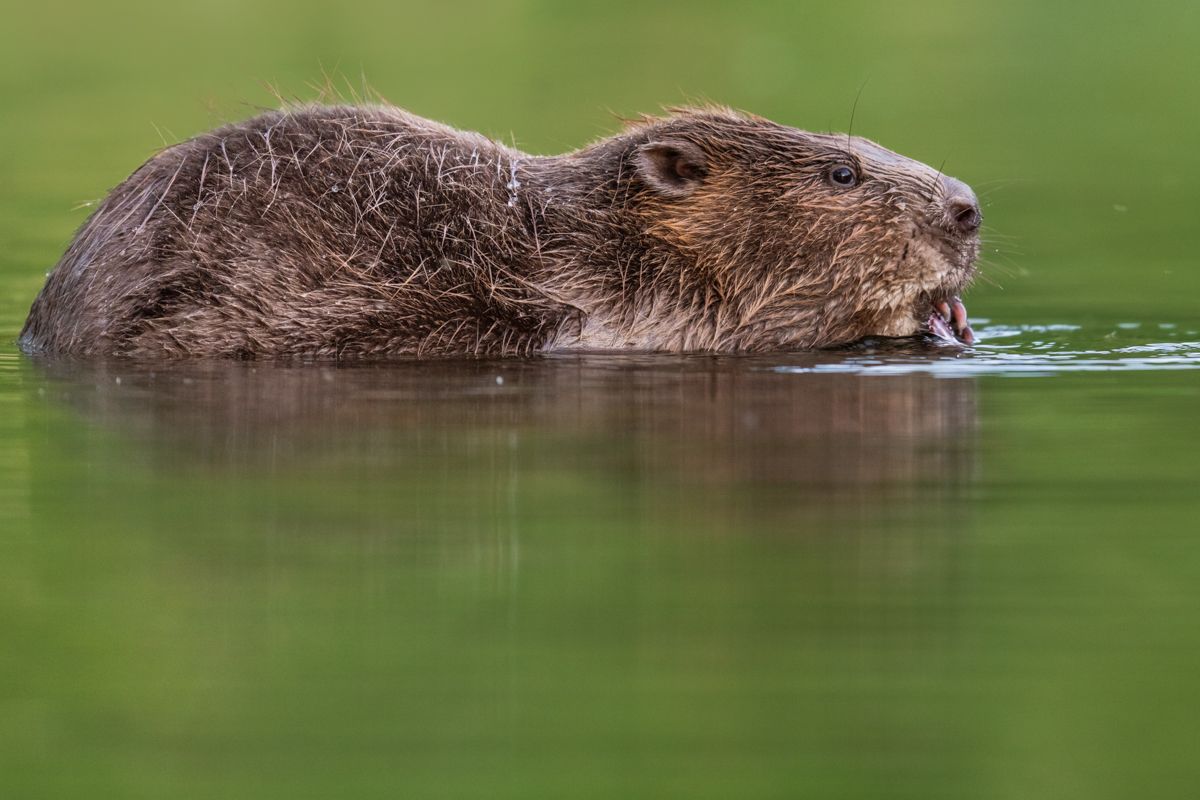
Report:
626,109,981,349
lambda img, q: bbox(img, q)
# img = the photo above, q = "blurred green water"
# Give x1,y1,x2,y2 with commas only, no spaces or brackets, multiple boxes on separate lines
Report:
2,1,1200,798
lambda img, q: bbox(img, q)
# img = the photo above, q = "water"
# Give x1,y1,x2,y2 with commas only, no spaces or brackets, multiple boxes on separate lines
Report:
784,323,1200,376
4,0,1200,797
4,324,1199,798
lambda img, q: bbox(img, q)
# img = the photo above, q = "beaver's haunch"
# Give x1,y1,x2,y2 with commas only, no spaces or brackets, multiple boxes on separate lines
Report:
20,105,981,358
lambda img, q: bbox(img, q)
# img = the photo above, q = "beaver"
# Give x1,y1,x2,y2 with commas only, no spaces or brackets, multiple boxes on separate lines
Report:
19,104,980,358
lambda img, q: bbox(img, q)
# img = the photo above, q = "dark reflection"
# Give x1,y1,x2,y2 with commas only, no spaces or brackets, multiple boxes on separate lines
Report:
28,353,977,494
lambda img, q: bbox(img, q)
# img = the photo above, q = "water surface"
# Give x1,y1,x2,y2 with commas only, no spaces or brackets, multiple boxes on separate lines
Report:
3,323,1199,799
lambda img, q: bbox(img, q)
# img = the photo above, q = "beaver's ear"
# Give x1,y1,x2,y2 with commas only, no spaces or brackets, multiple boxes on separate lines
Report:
633,140,708,197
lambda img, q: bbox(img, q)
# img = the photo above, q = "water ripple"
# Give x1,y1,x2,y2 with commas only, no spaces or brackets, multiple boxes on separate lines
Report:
774,324,1200,378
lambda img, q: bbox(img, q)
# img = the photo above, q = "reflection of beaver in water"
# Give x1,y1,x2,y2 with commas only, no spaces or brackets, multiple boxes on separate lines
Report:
20,105,980,358
33,356,978,491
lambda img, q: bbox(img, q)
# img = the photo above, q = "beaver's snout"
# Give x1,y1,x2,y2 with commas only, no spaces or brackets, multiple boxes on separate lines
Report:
939,176,982,235
916,175,982,346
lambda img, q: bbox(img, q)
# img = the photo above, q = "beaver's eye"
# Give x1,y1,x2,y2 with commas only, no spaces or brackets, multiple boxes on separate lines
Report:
828,165,858,188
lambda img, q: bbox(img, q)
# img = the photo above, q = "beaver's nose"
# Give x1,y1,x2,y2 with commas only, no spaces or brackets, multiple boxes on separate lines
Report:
941,176,981,234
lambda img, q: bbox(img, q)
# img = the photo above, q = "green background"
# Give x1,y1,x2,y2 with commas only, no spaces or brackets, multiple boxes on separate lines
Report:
2,2,1199,798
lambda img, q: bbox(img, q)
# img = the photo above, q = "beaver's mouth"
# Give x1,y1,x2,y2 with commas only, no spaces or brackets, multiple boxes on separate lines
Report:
894,223,979,346
924,296,974,345
913,230,978,345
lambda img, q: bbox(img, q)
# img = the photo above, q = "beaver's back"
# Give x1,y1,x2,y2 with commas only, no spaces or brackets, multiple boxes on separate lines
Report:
20,105,572,358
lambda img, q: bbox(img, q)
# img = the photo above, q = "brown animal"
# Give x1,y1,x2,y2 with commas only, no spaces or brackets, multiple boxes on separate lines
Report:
19,104,981,358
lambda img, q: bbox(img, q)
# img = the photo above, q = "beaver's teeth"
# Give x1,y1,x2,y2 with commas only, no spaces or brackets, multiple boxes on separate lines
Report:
936,300,951,322
950,297,968,332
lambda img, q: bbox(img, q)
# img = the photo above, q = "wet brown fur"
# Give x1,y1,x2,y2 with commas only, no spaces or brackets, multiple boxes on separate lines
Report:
20,104,980,358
